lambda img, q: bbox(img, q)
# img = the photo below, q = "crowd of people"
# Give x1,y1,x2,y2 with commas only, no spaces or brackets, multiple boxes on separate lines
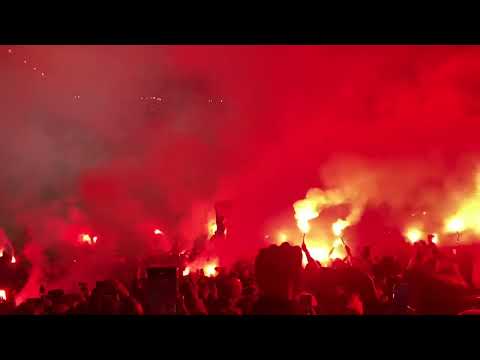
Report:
0,233,479,315
178,235,480,315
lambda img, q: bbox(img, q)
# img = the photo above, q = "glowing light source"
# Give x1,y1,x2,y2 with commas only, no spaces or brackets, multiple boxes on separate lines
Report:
11,256,16,264
332,238,343,248
203,260,218,277
445,217,465,234
0,290,6,301
154,229,163,235
431,233,440,245
278,232,288,243
207,219,217,237
293,199,319,234
405,228,423,244
332,219,349,237
182,267,190,276
79,233,96,245
7,49,12,54
302,245,329,267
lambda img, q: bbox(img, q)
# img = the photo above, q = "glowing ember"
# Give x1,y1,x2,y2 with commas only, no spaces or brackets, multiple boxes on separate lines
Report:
405,228,423,244
302,245,329,267
444,217,465,234
153,229,163,235
79,233,96,245
293,199,319,233
0,290,5,301
203,260,218,277
278,232,288,243
207,219,217,237
182,267,190,276
332,219,349,237
11,256,16,264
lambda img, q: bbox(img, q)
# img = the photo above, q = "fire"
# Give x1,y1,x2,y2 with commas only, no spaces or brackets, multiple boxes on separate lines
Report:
444,172,480,235
432,233,440,244
153,229,163,235
444,217,465,234
203,259,219,277
332,238,343,248
332,219,349,237
11,256,16,264
0,289,6,301
302,245,329,267
278,232,288,243
184,258,219,277
79,233,97,245
207,219,217,237
293,198,319,233
405,227,423,244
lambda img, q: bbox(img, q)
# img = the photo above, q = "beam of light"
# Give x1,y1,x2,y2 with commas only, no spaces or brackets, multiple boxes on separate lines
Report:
405,227,423,244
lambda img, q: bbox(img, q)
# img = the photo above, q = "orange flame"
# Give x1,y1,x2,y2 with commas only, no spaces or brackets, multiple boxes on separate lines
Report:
79,233,97,245
444,217,465,234
293,199,319,233
0,289,6,301
405,227,423,244
182,267,190,276
302,245,329,266
11,256,16,264
332,219,349,237
207,219,217,237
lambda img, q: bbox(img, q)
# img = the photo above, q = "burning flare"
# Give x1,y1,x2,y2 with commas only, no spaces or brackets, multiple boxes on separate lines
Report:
207,219,217,238
444,217,465,234
293,198,319,233
0,289,5,301
332,219,349,237
405,227,423,244
79,233,97,245
153,229,163,235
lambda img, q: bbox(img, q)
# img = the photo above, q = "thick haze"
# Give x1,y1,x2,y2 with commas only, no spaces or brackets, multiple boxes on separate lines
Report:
2,45,480,291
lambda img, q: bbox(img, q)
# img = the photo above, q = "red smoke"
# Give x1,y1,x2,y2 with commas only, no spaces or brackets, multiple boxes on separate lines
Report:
3,46,480,294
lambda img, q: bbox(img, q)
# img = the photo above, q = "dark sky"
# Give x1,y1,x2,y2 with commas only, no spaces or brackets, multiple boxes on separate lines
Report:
2,45,480,264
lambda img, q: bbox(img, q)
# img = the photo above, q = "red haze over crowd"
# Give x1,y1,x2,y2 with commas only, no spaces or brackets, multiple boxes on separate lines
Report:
2,46,480,294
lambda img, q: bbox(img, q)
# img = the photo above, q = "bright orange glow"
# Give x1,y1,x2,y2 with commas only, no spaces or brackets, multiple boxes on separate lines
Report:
332,219,349,237
405,228,423,244
278,232,288,243
332,238,343,248
153,229,163,235
11,256,16,264
432,233,440,244
203,259,219,277
207,219,217,237
0,290,6,301
79,233,96,245
183,267,190,276
302,245,329,267
444,217,465,234
293,198,319,233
